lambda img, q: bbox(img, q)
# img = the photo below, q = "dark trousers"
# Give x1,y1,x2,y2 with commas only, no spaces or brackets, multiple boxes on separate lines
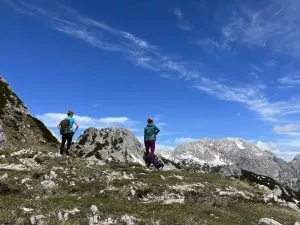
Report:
145,140,155,165
60,133,73,155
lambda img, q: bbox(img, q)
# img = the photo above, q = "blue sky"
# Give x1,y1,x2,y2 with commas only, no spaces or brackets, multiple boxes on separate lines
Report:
1,0,300,161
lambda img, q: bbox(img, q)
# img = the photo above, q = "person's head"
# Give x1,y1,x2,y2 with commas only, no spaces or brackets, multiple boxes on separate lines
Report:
147,117,153,124
67,110,74,117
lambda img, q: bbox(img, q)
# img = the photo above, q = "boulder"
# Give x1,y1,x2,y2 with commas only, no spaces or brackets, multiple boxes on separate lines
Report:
73,128,144,164
258,218,282,225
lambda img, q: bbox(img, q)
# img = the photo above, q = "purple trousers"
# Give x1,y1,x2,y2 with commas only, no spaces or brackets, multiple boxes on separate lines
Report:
144,140,155,164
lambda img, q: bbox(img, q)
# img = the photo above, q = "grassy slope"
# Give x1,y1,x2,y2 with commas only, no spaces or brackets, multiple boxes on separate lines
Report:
0,156,299,225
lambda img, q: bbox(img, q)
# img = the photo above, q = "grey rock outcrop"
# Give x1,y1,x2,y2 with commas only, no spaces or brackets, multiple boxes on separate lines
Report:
30,215,46,225
258,218,282,225
0,123,6,148
0,76,58,151
73,127,144,164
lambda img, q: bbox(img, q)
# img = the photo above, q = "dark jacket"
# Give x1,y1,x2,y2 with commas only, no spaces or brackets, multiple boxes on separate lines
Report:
144,123,160,141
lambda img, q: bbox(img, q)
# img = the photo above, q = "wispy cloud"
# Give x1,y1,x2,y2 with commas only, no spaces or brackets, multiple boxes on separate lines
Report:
3,0,35,16
273,124,300,136
173,8,182,19
196,38,232,53
175,137,198,144
264,59,277,67
255,140,300,161
156,144,175,150
92,103,101,108
198,1,300,57
195,77,300,121
177,21,192,31
251,65,263,73
5,1,199,81
221,1,300,56
278,72,300,86
173,8,192,31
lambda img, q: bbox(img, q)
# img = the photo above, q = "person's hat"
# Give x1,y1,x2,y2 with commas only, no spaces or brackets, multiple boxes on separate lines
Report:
147,117,153,123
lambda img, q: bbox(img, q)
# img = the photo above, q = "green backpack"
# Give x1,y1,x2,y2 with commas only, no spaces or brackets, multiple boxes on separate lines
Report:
59,119,71,135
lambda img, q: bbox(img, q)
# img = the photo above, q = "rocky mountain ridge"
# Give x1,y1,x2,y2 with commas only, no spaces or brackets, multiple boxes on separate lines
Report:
0,76,58,151
159,138,300,192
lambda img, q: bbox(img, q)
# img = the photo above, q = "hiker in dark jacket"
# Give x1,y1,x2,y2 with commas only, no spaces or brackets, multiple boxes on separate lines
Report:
144,117,160,166
57,110,79,155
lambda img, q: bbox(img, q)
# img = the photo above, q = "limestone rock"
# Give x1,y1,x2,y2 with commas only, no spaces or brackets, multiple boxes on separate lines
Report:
0,123,6,148
30,215,46,225
258,218,282,225
73,128,144,164
90,205,99,215
41,180,56,189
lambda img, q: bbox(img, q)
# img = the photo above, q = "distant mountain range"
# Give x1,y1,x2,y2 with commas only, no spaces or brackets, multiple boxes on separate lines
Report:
158,138,300,191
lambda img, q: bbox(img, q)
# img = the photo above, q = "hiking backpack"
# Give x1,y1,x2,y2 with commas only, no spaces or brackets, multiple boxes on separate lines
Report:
153,154,164,169
59,119,71,135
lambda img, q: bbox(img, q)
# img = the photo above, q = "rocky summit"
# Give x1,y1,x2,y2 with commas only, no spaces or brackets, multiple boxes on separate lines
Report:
1,76,300,224
72,127,144,164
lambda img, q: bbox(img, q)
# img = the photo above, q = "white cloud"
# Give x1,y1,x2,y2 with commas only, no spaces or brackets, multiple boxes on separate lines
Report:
256,140,278,151
92,103,101,108
173,8,192,31
136,136,144,143
273,124,300,135
99,117,129,124
3,0,35,16
264,59,277,67
135,136,175,150
220,2,300,56
195,77,300,121
251,65,263,73
177,21,192,31
156,122,167,127
160,73,174,79
278,72,300,86
36,113,133,129
173,8,182,19
197,38,232,53
255,139,300,161
156,144,175,150
121,31,155,49
175,137,198,144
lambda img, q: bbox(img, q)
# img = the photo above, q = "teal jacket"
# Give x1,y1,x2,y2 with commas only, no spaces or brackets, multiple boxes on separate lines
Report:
144,123,160,141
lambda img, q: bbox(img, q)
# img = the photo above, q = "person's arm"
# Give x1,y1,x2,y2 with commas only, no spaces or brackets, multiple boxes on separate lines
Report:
74,122,79,133
57,122,61,130
154,125,160,135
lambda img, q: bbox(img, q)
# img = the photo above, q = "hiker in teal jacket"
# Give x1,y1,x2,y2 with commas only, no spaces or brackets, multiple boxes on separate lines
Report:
57,110,79,155
144,117,160,166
